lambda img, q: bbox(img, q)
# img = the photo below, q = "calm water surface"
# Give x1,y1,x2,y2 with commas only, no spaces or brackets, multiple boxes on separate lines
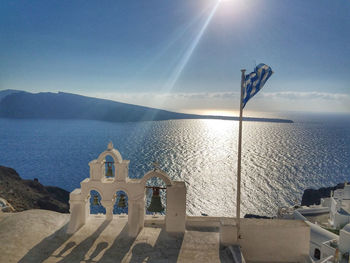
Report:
0,114,349,216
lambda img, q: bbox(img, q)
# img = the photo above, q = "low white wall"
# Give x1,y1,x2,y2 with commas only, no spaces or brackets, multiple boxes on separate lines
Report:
220,218,238,245
339,228,350,253
186,216,222,228
334,212,350,229
316,255,334,263
239,219,310,262
297,207,330,215
294,210,307,220
321,198,331,208
320,240,336,259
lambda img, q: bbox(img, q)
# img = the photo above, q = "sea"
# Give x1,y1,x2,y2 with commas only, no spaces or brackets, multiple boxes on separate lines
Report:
0,112,349,217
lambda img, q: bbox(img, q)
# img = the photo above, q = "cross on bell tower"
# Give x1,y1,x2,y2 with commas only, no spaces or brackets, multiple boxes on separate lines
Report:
152,161,160,171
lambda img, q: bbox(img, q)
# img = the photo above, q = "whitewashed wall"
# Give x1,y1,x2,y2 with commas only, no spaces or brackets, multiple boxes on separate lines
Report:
239,219,310,262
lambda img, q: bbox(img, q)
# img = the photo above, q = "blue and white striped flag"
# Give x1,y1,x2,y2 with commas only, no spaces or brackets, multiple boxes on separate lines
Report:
242,63,273,109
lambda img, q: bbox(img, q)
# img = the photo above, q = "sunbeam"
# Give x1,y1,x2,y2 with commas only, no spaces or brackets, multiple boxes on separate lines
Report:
164,1,221,91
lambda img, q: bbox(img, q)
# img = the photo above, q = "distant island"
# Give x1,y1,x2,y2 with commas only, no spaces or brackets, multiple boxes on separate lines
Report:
0,89,293,123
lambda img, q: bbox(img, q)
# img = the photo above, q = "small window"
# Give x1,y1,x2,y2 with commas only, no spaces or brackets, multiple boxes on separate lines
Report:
314,248,321,260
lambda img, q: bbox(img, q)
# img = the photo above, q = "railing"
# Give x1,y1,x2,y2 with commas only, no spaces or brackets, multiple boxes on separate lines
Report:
315,255,333,263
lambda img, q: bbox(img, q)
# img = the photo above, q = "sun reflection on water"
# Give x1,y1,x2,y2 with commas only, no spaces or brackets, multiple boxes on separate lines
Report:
1,118,349,217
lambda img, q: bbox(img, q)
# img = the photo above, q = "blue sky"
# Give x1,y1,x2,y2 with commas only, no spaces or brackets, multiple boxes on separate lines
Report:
1,0,349,115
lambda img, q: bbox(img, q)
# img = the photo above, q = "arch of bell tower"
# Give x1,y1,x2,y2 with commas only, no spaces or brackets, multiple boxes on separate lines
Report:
68,142,187,237
89,142,129,182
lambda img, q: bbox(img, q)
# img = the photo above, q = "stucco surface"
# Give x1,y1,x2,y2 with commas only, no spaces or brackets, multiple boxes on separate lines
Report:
0,210,310,263
0,210,230,263
0,210,70,263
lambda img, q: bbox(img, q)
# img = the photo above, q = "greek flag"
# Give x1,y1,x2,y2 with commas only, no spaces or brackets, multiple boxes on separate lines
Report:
242,63,273,109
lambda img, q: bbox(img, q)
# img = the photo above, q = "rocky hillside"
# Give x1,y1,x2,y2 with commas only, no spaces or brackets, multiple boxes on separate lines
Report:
301,183,345,206
0,166,69,213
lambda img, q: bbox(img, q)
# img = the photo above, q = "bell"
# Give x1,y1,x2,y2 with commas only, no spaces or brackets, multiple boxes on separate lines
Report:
117,194,127,208
147,187,164,213
92,195,100,206
106,162,113,177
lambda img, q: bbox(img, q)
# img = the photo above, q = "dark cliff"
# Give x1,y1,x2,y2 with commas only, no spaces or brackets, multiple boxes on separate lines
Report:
301,183,345,206
0,165,69,213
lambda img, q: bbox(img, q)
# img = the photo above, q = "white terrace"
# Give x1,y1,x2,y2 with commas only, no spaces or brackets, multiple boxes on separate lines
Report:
64,142,311,263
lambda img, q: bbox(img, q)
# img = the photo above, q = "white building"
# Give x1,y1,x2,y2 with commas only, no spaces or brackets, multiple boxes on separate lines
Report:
323,184,350,229
278,184,350,262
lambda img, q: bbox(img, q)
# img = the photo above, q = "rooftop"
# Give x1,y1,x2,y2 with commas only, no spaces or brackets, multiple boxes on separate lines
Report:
0,210,310,263
0,210,231,263
340,200,350,215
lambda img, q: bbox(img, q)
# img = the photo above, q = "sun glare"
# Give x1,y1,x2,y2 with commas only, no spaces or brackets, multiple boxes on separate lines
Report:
217,0,248,17
202,110,238,117
218,0,239,5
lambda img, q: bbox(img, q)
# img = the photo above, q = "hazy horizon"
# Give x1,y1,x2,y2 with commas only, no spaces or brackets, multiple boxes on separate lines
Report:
2,88,350,120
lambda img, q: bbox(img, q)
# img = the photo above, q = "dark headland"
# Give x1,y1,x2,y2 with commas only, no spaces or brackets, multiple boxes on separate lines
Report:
301,183,346,206
0,89,293,123
0,166,69,213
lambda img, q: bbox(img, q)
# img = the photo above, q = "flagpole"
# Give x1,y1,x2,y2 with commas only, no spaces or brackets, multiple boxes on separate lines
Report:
236,69,245,241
